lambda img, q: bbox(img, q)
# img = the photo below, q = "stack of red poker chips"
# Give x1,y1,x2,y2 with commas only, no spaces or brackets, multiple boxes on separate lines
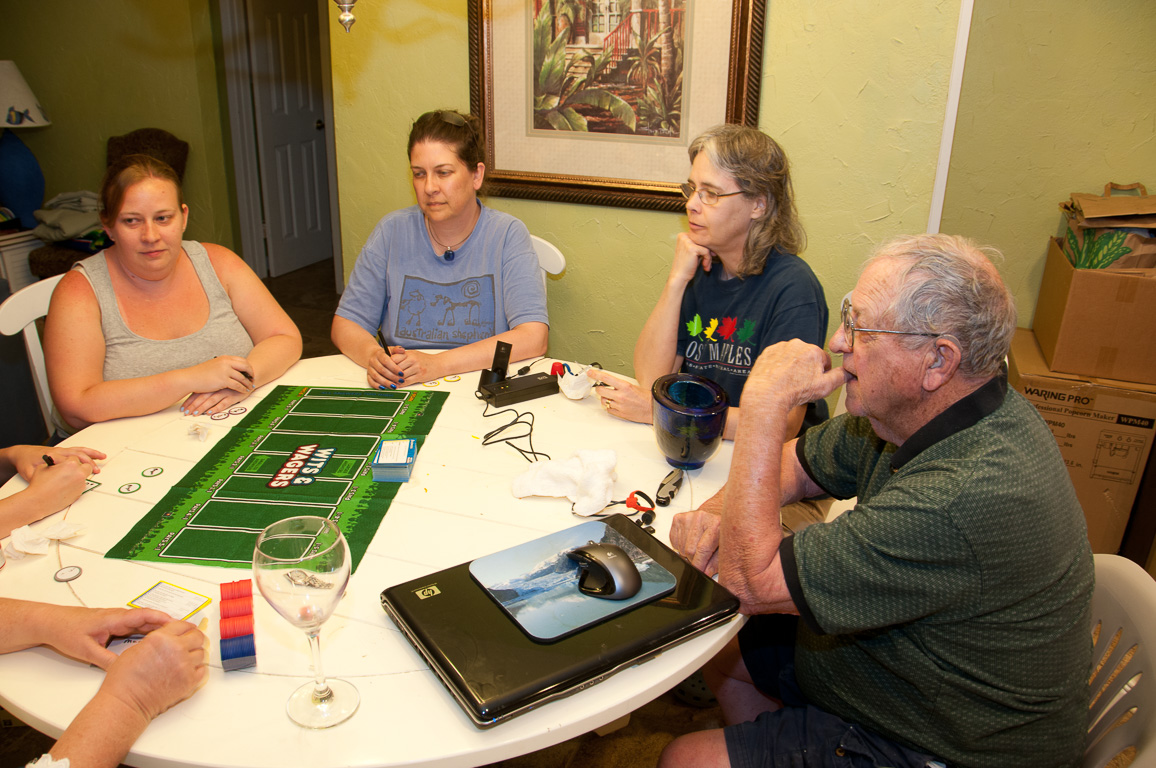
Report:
219,579,256,671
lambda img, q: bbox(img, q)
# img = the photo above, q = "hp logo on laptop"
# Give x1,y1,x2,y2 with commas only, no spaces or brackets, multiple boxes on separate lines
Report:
415,584,441,599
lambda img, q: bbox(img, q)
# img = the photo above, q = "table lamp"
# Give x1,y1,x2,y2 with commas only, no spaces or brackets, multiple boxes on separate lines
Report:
0,61,50,230
651,373,729,470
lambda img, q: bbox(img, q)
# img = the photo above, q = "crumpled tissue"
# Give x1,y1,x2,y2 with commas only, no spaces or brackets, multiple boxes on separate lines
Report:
511,449,617,516
4,521,85,559
559,366,596,400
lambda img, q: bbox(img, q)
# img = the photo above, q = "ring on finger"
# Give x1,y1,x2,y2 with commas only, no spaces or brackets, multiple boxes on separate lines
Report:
603,399,612,411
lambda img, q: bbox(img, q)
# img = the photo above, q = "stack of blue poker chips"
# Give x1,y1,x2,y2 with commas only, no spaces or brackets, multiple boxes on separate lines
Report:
221,634,257,671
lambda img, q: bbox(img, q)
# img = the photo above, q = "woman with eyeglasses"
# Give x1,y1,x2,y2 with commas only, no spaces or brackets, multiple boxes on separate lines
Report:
589,124,829,457
332,110,548,388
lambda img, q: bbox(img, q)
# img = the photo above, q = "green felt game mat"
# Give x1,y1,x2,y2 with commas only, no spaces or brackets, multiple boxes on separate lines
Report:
105,385,448,572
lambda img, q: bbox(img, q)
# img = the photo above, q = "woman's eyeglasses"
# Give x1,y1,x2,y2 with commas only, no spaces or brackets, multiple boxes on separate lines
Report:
438,111,467,127
679,182,744,206
840,296,939,349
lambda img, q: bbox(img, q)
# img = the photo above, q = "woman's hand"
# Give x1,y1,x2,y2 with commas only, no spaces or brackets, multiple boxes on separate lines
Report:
98,619,207,721
23,457,96,514
7,445,105,481
39,605,174,670
179,357,255,414
364,345,407,389
388,348,443,386
671,232,715,284
180,356,255,405
586,369,652,424
181,387,252,417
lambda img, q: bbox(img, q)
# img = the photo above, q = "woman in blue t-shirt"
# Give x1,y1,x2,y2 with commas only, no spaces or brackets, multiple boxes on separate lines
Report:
589,124,829,442
332,110,548,389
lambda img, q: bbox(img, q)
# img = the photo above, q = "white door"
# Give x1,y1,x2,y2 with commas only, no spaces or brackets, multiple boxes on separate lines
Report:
246,0,333,277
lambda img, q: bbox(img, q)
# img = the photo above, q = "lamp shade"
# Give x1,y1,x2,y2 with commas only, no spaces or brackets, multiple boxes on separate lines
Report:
0,61,49,228
0,61,50,127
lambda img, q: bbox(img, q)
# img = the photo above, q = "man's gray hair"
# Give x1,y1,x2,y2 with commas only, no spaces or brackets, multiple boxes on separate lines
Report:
868,234,1017,379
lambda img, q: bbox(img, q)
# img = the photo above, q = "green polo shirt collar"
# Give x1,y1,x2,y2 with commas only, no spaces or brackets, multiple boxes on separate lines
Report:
890,371,1007,470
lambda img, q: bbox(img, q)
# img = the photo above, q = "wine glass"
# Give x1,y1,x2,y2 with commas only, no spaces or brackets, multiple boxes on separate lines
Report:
253,516,359,728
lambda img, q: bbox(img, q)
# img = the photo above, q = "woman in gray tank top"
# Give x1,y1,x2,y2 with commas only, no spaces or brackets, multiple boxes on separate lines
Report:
44,155,302,433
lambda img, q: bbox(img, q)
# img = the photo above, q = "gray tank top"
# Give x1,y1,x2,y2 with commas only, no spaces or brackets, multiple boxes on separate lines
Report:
75,241,254,381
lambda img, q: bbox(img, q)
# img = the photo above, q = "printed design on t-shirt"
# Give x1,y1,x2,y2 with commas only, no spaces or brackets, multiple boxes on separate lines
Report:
396,274,496,345
684,313,757,372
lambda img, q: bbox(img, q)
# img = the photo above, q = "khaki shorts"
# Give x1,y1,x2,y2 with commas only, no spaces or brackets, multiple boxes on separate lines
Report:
781,497,833,534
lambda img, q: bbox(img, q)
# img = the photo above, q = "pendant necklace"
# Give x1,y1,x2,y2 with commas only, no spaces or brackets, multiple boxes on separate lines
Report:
426,205,479,263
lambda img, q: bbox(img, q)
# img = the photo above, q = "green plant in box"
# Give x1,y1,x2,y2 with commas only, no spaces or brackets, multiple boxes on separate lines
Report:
1064,228,1132,269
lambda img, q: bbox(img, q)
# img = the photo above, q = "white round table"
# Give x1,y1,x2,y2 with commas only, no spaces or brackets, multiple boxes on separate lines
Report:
0,355,740,768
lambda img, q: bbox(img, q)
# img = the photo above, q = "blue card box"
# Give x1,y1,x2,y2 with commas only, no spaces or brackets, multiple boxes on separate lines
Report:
372,437,417,482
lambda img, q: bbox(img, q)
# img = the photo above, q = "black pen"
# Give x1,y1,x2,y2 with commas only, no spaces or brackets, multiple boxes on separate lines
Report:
42,454,55,467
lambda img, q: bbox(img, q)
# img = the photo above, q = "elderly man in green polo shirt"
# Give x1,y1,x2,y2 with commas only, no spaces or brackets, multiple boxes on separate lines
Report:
662,234,1093,768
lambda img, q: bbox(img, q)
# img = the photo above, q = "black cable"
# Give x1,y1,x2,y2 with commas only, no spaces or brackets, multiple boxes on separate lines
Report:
475,392,551,463
514,356,549,377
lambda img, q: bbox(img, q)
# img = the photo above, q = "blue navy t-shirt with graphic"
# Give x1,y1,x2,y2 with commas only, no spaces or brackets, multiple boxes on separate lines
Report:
676,248,829,434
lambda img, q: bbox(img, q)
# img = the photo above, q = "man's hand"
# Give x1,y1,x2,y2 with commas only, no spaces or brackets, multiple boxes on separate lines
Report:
670,506,722,577
670,491,726,577
740,340,845,418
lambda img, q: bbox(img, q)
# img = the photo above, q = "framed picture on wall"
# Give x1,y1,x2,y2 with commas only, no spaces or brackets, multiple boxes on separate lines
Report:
468,0,766,212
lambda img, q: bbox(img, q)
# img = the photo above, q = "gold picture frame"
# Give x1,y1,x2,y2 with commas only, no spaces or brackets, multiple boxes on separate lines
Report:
468,0,766,212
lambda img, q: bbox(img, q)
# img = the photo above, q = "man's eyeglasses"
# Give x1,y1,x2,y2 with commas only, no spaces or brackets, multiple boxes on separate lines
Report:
680,182,744,206
840,296,939,350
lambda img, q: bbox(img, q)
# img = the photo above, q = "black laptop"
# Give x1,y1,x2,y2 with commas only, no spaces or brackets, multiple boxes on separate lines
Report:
380,513,740,727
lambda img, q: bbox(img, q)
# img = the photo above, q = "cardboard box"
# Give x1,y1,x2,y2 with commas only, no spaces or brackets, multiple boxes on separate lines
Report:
1009,328,1156,553
1033,237,1156,385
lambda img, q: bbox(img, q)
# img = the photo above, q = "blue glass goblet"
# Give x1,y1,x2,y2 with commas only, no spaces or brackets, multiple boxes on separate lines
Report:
651,374,729,470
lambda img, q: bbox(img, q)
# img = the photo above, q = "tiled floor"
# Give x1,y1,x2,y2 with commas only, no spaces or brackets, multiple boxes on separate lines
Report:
1,258,722,768
264,258,342,359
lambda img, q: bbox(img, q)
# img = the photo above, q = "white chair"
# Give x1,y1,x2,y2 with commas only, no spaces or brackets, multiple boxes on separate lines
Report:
0,273,63,435
1086,554,1156,767
530,235,565,289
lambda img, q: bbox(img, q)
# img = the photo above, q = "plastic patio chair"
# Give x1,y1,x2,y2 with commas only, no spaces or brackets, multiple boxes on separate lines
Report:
1086,553,1156,767
0,273,63,435
530,235,565,289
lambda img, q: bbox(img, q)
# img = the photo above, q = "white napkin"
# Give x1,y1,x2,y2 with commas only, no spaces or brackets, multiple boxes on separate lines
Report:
4,521,85,559
559,366,595,400
511,449,617,516
188,423,211,441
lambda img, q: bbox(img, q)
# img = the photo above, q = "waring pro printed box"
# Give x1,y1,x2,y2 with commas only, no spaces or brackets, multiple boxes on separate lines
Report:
1009,329,1156,554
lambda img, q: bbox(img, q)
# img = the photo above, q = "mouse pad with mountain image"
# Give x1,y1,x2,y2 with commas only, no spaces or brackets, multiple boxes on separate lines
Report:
468,520,677,642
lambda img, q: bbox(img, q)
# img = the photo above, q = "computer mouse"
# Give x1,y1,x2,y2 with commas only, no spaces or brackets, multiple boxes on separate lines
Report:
566,542,642,600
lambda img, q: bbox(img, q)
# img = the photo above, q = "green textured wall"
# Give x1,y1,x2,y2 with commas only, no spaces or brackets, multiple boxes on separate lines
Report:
330,1,961,374
0,1,234,248
942,0,1156,327
7,1,1149,380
